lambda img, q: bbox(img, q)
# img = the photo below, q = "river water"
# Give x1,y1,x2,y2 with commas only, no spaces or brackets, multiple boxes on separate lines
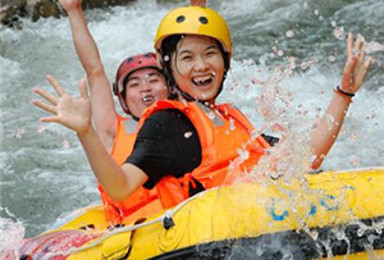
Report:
0,0,383,252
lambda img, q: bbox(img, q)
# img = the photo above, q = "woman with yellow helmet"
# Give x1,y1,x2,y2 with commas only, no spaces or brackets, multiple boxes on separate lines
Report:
151,6,372,170
33,6,372,210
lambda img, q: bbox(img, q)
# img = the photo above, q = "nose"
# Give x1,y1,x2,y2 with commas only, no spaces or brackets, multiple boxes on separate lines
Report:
193,56,209,72
140,80,152,93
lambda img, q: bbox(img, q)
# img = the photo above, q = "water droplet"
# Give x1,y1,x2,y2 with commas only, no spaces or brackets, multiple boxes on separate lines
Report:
314,9,320,16
330,21,337,28
351,158,359,166
333,26,344,40
36,124,46,133
252,77,261,84
237,148,249,160
184,131,193,138
328,55,336,62
310,230,318,240
357,228,365,237
285,30,294,38
301,62,309,70
13,127,26,139
229,118,236,131
277,50,284,56
62,139,70,149
326,114,335,130
287,56,296,70
207,111,216,120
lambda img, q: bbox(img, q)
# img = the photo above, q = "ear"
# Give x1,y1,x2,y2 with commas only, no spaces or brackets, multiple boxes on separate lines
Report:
156,51,163,69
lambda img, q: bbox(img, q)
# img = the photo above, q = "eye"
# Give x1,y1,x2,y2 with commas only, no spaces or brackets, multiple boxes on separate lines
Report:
206,49,218,56
181,55,192,61
127,82,139,88
149,78,159,84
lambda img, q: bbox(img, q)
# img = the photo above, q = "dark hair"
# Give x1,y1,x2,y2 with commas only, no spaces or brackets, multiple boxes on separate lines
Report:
159,35,230,101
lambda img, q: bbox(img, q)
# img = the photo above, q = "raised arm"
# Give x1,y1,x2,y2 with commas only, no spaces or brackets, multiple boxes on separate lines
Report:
59,0,117,151
33,75,147,201
310,33,373,169
189,0,207,6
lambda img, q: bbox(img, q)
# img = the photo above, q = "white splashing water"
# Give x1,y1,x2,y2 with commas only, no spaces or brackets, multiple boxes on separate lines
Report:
0,208,25,259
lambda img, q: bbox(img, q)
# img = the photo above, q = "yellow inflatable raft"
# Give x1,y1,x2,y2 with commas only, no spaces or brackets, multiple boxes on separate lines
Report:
16,167,384,259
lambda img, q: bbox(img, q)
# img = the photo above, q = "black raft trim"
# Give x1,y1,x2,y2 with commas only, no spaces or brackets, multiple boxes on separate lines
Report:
149,216,384,260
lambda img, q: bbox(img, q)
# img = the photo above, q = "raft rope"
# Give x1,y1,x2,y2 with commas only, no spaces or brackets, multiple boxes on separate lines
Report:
42,187,216,260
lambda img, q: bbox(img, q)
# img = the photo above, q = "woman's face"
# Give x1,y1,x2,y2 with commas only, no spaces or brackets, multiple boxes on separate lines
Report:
171,35,225,104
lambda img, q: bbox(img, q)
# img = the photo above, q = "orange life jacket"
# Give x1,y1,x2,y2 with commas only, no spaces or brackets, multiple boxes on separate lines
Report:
138,101,271,209
98,115,163,224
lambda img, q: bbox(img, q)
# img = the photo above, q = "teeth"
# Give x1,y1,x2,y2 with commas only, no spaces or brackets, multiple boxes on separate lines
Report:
142,96,153,102
192,74,214,85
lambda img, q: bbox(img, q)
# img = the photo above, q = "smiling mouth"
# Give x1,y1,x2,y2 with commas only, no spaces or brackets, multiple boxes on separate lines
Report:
192,73,215,87
142,95,155,105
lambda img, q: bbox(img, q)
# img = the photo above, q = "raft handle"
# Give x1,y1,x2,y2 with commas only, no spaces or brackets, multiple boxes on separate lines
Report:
162,211,175,230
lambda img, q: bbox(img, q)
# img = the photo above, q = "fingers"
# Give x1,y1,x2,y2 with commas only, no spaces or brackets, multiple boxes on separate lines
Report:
40,116,61,123
354,34,364,52
344,56,358,74
356,56,374,83
78,78,88,99
347,32,353,59
344,32,371,75
341,57,357,90
32,99,57,115
365,56,374,69
46,74,67,97
358,50,365,65
33,87,58,105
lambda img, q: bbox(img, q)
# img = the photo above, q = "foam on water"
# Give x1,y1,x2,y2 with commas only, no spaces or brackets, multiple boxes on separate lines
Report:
0,207,25,259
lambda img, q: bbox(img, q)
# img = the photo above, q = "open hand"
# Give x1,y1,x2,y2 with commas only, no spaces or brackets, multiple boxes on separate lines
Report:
33,75,92,137
340,32,373,94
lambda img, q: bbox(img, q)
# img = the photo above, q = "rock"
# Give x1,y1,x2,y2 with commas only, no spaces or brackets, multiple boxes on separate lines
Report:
0,0,136,27
0,0,27,28
27,0,61,22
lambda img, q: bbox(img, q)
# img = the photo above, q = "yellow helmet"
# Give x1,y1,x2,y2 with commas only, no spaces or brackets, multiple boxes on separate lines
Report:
154,6,232,60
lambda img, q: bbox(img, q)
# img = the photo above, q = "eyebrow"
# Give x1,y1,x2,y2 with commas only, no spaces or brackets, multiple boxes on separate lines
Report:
127,72,161,83
127,76,140,83
147,72,161,77
206,45,218,51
